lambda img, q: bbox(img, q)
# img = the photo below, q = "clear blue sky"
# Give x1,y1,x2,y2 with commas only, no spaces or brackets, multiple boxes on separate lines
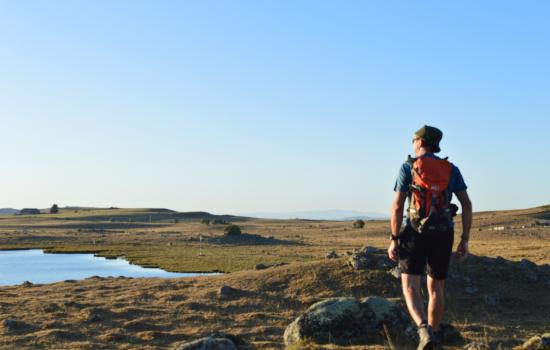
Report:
1,1,548,214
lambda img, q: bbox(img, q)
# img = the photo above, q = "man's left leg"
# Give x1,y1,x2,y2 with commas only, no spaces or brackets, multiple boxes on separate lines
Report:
427,276,445,331
425,229,454,334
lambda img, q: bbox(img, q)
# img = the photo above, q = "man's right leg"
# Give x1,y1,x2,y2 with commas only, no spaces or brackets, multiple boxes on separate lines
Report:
399,226,435,349
401,273,426,326
398,226,427,325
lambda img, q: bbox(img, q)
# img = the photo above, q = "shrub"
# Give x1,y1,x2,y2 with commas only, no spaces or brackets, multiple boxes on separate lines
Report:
352,219,365,229
223,224,241,236
201,218,211,225
50,204,59,214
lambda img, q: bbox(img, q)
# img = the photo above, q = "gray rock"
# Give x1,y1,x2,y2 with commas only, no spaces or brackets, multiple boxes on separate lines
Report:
325,251,338,259
513,333,550,350
88,314,102,323
174,336,238,350
347,247,373,270
520,259,539,282
523,269,538,283
1,319,30,333
462,276,478,294
374,256,393,269
347,247,397,271
484,293,500,306
388,266,401,279
254,263,269,270
518,335,543,350
405,325,419,342
360,296,410,330
436,323,462,343
283,296,410,346
348,253,369,270
217,285,240,298
520,259,538,269
495,256,512,266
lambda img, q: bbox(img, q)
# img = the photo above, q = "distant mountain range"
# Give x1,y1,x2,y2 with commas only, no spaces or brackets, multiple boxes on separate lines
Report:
240,210,388,221
0,208,20,215
0,206,389,221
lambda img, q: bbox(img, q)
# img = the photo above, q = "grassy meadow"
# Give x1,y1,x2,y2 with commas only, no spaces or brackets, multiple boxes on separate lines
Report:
0,206,549,349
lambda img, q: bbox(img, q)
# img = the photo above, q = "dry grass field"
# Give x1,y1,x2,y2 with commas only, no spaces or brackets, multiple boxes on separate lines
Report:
0,205,549,349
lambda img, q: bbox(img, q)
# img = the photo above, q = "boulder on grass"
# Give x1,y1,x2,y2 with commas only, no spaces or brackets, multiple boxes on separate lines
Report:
174,334,239,350
514,333,550,350
217,285,241,299
283,296,410,346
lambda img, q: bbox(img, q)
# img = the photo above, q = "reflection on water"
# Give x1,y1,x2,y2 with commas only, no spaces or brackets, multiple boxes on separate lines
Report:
0,249,219,286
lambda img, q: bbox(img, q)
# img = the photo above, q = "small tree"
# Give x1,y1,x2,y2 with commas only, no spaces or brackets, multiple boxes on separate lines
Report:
50,204,59,214
223,224,241,236
352,219,365,229
201,218,211,225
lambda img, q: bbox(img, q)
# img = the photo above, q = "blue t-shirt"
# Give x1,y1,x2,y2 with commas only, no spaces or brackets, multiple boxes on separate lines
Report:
394,153,467,226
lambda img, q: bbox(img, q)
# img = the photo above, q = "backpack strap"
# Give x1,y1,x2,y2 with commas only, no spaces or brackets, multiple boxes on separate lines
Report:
406,155,417,213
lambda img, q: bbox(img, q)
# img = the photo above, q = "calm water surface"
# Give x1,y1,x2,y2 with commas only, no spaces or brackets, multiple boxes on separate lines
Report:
0,249,218,286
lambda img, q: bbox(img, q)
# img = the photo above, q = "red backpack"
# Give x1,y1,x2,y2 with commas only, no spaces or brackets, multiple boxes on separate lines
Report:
407,155,457,233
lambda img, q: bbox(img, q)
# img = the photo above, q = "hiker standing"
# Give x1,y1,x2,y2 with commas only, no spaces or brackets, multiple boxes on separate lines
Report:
387,125,472,350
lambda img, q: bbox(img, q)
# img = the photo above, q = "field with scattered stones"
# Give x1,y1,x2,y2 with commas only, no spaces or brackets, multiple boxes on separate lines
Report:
0,206,549,349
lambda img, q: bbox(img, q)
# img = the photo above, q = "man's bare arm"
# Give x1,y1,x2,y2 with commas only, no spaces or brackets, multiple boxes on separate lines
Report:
388,191,408,261
456,190,472,241
391,191,408,235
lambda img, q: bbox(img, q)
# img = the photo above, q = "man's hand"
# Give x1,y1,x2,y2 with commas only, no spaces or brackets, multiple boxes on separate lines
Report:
388,240,399,262
456,239,469,263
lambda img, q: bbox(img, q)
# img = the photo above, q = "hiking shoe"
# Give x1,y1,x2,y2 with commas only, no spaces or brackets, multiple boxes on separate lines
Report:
417,324,436,350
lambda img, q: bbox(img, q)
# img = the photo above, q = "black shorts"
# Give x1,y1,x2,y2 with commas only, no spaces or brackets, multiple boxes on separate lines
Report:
398,225,454,280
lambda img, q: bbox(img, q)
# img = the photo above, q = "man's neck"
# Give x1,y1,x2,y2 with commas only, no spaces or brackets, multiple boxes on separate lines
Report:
415,148,431,157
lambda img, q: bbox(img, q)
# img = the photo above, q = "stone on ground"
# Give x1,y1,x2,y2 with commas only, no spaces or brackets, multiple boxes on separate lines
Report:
174,335,238,350
514,333,550,350
283,296,411,346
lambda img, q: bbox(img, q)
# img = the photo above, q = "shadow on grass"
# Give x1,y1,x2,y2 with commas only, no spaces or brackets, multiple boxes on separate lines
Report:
203,233,306,246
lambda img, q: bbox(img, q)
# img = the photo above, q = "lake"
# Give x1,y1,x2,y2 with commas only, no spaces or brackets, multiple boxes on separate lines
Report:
0,249,219,286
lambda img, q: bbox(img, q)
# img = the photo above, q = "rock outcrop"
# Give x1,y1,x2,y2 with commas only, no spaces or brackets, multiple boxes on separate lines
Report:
347,246,394,271
174,335,238,350
513,333,550,350
217,285,241,299
283,296,410,346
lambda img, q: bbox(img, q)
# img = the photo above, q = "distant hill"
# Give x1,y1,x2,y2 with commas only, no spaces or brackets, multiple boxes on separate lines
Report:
343,215,389,221
0,208,19,215
240,210,388,221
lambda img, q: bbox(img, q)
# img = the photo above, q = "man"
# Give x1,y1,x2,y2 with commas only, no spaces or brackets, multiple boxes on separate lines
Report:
387,125,472,350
